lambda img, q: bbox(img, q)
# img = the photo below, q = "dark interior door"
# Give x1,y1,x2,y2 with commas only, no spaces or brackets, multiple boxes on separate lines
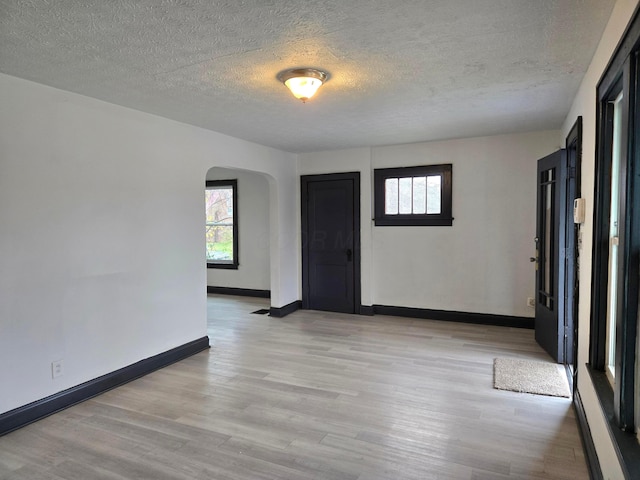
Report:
535,150,566,362
301,173,360,314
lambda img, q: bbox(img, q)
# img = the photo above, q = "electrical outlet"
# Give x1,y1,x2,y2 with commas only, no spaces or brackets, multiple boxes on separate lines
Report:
51,360,63,379
527,297,535,308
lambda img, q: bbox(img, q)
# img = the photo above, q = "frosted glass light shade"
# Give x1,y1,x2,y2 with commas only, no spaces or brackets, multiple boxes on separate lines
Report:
278,68,329,102
284,77,323,101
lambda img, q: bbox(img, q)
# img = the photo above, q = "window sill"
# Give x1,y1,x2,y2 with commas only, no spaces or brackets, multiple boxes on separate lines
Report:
374,217,453,227
587,365,640,478
207,263,238,270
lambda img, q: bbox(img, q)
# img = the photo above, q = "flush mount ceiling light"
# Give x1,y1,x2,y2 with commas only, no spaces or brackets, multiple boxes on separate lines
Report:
277,68,329,103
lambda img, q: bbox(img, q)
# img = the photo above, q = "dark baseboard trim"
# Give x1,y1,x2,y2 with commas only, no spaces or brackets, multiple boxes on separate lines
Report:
207,286,270,298
359,305,375,316
270,300,302,318
372,305,534,329
574,388,603,480
587,366,640,479
0,336,210,437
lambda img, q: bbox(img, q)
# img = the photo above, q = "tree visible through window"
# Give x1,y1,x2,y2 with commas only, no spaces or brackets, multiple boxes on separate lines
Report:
206,179,238,269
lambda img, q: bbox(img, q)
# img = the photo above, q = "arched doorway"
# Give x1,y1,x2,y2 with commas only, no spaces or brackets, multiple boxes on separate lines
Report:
205,167,272,319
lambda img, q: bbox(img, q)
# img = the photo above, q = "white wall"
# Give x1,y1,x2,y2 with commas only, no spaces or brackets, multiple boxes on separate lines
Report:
0,73,298,414
299,131,560,318
206,167,270,291
560,1,639,478
372,132,560,316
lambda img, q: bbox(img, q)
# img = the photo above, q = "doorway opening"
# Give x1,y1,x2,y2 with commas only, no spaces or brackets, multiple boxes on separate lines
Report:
205,167,272,310
534,125,582,387
563,117,582,391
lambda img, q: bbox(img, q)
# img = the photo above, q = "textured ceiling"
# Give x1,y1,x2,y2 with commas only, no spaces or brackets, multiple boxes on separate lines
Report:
0,0,615,153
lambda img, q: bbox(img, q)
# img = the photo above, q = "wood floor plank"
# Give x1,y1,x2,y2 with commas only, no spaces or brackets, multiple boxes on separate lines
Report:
0,294,589,479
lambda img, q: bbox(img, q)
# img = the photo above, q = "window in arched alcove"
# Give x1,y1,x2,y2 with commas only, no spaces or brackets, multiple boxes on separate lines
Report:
205,167,271,305
206,179,238,269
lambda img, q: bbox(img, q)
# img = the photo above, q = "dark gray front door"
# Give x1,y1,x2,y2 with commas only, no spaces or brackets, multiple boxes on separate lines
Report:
301,173,360,314
535,150,566,362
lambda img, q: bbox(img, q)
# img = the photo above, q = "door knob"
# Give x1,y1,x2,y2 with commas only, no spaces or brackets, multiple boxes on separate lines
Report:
530,257,537,262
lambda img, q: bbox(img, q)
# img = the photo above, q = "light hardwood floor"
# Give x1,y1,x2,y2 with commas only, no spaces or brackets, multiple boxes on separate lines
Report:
0,295,588,479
